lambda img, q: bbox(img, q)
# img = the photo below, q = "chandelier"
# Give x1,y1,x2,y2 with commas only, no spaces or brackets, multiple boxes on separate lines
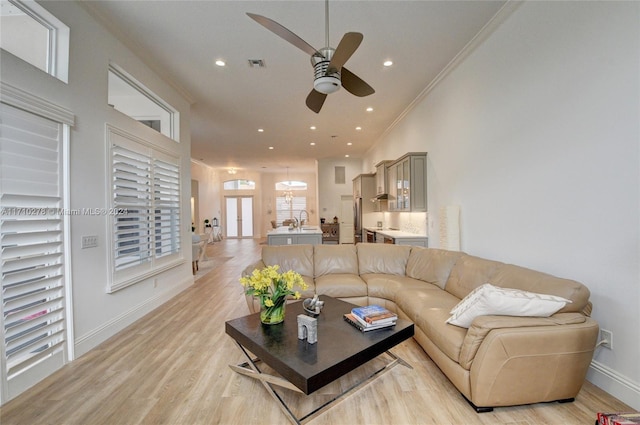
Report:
283,167,294,204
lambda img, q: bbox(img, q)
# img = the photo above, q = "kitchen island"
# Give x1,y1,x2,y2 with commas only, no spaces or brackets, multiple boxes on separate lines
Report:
363,227,428,247
267,226,323,246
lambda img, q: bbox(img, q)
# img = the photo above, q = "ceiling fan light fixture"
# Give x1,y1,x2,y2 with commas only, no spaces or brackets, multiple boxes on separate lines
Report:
314,75,341,94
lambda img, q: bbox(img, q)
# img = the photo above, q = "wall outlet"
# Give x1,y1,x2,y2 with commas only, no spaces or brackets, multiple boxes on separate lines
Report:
81,235,98,249
600,329,613,349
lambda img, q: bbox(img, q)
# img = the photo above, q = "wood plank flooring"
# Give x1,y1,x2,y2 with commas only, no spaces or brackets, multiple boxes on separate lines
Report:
0,239,633,424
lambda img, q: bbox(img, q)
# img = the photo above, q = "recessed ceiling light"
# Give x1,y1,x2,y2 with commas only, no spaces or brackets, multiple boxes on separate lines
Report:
383,60,393,67
310,126,316,130
345,154,350,158
347,142,352,146
355,126,362,131
268,146,274,150
258,128,264,132
310,142,316,146
215,59,226,67
366,107,373,112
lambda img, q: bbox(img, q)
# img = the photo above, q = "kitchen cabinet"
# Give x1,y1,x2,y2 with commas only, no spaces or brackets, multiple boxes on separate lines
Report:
387,163,397,211
388,153,427,212
393,237,428,247
268,232,322,245
375,160,392,197
353,175,361,198
362,227,428,247
353,173,374,199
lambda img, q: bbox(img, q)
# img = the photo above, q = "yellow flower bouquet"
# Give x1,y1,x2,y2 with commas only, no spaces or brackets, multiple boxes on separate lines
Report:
240,265,307,324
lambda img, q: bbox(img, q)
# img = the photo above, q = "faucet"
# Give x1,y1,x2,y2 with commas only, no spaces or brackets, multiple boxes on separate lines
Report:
299,210,309,226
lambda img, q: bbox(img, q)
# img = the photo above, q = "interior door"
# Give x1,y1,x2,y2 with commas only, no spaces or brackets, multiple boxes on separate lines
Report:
225,196,254,239
340,195,355,244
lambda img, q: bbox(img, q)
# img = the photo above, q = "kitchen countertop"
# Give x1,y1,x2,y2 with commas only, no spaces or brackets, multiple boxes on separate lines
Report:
268,226,323,235
363,227,427,239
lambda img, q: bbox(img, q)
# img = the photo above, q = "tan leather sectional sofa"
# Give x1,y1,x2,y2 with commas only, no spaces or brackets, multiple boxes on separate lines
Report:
242,243,599,412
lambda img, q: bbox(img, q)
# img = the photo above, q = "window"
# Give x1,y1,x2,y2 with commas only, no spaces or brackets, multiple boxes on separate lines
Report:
0,0,70,83
108,65,177,141
108,126,181,292
276,196,306,224
223,179,255,190
275,180,307,191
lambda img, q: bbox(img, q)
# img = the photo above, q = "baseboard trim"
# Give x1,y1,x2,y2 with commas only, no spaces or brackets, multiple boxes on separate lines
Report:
588,360,640,410
73,276,194,358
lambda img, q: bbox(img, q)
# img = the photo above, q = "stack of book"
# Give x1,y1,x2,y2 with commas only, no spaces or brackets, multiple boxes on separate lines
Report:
343,305,398,332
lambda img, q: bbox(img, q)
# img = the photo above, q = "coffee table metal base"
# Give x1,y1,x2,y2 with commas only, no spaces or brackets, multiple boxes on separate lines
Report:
230,340,412,425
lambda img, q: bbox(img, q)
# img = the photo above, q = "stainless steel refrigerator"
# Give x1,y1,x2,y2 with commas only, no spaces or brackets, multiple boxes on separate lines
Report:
354,197,362,243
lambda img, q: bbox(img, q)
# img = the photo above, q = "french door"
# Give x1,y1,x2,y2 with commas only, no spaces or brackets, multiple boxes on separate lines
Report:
225,196,253,238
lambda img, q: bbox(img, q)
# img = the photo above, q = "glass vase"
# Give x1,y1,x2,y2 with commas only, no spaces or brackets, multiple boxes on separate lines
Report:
260,299,286,325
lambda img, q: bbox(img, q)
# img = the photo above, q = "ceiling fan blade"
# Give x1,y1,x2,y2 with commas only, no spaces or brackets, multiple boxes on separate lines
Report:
306,89,327,113
341,67,375,97
246,13,320,57
327,32,363,73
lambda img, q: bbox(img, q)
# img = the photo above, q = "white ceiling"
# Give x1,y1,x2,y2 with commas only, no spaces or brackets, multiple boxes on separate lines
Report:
84,1,506,173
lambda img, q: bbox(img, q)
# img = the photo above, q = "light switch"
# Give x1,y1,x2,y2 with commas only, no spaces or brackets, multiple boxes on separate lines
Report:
82,235,98,248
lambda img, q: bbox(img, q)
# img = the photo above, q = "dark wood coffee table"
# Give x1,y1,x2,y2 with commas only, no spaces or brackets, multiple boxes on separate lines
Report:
225,296,414,424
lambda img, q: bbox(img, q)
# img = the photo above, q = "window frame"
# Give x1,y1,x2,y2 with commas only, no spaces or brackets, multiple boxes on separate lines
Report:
106,125,182,293
0,0,70,83
108,64,179,142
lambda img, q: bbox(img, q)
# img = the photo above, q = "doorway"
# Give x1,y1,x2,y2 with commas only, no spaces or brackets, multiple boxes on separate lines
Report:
225,196,254,238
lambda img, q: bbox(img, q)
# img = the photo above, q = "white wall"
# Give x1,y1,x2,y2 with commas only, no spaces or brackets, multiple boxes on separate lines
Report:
0,1,193,361
191,161,222,234
364,1,640,409
318,158,363,222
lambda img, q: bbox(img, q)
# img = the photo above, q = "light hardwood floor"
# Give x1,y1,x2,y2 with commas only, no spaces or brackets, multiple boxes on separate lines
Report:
0,239,633,425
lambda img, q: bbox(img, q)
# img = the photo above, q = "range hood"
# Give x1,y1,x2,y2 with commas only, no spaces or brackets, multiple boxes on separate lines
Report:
375,193,388,200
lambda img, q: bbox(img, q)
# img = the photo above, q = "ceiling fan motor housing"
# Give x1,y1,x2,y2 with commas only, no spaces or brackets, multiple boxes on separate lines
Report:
311,49,341,94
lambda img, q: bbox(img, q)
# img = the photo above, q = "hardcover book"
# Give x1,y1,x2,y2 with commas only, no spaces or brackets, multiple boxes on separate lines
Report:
344,313,395,332
350,311,396,328
351,305,397,324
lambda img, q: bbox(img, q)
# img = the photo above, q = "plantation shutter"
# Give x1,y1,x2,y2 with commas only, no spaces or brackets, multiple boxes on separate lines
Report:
153,158,180,258
275,196,307,224
108,125,182,292
111,145,152,271
0,102,67,399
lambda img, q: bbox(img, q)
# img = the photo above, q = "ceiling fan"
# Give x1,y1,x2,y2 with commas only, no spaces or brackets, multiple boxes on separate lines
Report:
247,0,375,113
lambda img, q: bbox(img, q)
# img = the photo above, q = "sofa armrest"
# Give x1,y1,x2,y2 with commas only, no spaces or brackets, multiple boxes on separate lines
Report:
466,316,599,407
241,260,265,313
241,260,265,277
458,313,587,369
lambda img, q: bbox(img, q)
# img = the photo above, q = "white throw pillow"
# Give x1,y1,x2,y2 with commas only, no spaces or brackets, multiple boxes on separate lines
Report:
446,283,572,328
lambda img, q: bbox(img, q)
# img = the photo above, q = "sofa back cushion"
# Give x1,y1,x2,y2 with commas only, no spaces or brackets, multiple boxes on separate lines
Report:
261,244,314,277
490,264,590,313
444,254,503,300
406,247,464,289
314,244,358,277
357,244,411,276
445,254,591,313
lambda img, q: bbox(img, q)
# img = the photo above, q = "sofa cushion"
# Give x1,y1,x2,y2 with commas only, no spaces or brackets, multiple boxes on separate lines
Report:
446,283,572,328
315,273,367,298
363,274,438,302
314,244,358,277
357,243,411,275
406,247,464,289
444,254,503,299
262,244,314,278
395,288,466,363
